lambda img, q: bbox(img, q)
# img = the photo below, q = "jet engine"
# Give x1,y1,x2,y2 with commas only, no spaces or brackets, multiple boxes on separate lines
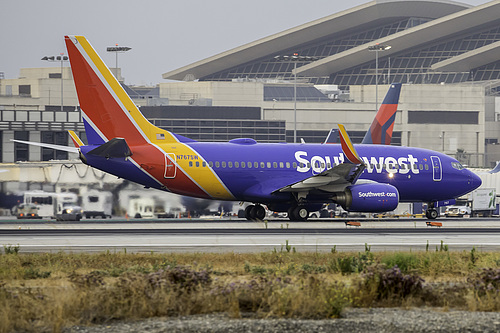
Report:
333,183,399,212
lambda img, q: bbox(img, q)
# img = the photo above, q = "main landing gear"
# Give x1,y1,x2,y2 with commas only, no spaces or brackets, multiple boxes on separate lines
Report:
244,204,266,221
287,205,309,221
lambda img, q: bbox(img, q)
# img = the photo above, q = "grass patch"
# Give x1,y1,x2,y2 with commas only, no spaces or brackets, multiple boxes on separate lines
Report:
1,250,500,332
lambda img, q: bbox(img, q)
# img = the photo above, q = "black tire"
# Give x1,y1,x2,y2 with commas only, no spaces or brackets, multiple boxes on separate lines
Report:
251,205,266,221
293,206,309,221
427,209,438,219
245,205,255,220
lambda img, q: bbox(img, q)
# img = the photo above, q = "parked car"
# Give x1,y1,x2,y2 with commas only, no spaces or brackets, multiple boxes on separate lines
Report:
444,205,471,217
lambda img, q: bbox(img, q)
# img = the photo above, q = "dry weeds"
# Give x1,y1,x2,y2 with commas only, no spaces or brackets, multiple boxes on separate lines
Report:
0,248,499,332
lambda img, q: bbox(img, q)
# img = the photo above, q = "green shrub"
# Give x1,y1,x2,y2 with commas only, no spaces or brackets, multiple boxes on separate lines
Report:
381,252,419,273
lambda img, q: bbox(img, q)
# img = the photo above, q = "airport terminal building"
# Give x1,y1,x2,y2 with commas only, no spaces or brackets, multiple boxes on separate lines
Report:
2,0,500,171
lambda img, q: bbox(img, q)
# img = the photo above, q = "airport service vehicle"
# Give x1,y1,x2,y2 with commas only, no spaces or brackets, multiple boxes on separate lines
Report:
128,198,155,218
445,188,496,217
56,205,83,221
15,203,41,219
14,36,482,221
82,190,112,218
23,191,79,219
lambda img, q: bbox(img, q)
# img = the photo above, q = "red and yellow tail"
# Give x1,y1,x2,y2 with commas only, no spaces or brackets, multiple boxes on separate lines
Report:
64,36,175,146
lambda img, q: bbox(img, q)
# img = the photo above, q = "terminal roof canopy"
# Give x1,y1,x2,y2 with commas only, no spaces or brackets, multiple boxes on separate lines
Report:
162,0,470,82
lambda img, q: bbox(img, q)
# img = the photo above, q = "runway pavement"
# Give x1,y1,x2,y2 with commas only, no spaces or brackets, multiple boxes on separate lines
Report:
1,217,500,253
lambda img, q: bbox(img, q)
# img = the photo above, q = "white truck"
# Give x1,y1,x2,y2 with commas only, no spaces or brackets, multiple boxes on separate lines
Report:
81,190,113,219
128,198,155,218
23,191,81,220
445,188,497,217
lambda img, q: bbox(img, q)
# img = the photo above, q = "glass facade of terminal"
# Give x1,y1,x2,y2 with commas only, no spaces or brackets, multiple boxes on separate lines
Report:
200,17,500,93
201,17,430,83
333,25,500,88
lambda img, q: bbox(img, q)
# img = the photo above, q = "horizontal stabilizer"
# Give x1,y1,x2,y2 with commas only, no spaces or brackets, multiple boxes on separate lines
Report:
11,139,79,154
88,138,132,158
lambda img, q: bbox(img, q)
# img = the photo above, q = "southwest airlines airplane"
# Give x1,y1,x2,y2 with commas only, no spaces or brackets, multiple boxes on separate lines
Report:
16,36,481,221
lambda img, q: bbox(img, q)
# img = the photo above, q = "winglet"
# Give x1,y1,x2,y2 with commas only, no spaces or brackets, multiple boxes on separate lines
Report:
68,130,84,148
338,124,363,164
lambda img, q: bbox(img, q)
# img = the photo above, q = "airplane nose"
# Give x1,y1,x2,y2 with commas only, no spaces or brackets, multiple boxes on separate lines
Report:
470,171,482,190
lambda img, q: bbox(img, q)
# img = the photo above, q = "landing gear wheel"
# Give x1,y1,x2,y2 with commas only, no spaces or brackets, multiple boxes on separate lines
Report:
251,205,266,221
293,206,309,222
245,205,255,221
287,206,296,221
426,209,438,219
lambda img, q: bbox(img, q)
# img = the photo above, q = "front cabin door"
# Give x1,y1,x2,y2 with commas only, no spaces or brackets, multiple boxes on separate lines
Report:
430,156,442,181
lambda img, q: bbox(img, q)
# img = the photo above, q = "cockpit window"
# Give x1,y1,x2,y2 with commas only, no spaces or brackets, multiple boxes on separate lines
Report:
451,162,465,170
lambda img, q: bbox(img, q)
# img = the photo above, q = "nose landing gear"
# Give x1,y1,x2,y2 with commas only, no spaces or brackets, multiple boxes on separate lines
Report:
425,203,439,219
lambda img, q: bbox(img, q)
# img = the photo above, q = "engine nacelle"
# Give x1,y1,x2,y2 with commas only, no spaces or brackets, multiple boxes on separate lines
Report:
336,183,399,212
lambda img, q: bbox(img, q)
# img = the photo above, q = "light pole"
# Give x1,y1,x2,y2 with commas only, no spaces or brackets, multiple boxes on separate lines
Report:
106,44,132,79
368,43,391,111
274,54,318,143
41,53,68,112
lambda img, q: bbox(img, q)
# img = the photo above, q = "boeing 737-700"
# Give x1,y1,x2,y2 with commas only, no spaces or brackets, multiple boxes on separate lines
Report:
14,36,482,221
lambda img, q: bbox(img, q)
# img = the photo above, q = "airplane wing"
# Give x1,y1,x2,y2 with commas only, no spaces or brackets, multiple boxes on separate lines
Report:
276,162,365,193
276,124,365,193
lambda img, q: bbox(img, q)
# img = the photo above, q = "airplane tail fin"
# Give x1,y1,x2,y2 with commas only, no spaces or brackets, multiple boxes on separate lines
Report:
64,36,176,146
361,83,402,145
323,129,338,144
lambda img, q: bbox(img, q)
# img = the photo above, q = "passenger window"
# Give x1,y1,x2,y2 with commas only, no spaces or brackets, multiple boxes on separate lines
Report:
222,161,226,168
260,162,265,168
189,161,193,167
215,161,220,168
202,162,206,167
273,162,277,168
425,164,429,170
241,162,245,168
267,162,271,168
286,162,290,168
279,162,284,168
247,162,251,168
209,161,213,168
228,161,233,168
327,163,331,169
293,162,297,169
254,162,258,168
419,164,423,170
235,161,239,168
196,161,200,167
